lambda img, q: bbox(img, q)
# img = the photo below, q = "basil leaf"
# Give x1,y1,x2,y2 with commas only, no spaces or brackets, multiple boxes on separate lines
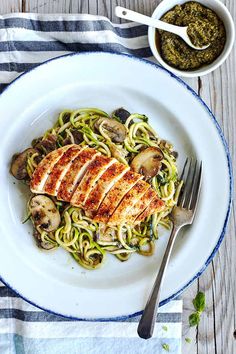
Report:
189,312,200,327
193,291,205,313
162,343,170,351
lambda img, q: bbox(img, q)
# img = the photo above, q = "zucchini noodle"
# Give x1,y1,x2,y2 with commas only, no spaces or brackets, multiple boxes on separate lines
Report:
26,108,182,270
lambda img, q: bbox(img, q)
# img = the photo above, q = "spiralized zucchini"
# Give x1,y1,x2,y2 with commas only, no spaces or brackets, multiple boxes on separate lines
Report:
27,108,182,270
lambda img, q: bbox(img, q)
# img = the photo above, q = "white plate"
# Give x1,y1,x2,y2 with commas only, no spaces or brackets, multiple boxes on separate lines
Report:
0,52,232,320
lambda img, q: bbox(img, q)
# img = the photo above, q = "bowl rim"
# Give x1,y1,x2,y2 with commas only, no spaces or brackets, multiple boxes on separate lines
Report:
148,0,235,77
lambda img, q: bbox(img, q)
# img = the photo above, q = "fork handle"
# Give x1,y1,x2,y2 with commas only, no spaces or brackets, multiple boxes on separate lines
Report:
137,224,180,339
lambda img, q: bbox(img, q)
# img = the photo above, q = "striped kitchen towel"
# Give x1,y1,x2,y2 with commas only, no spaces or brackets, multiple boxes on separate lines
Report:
0,12,153,90
0,13,182,354
0,281,182,354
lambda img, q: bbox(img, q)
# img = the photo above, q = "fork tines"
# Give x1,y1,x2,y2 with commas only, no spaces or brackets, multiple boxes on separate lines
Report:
178,158,202,211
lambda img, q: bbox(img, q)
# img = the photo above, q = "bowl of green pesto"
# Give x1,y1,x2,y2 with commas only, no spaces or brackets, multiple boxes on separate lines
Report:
148,0,235,77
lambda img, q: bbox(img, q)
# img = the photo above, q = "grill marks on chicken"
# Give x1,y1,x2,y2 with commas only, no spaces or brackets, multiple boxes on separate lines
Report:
44,145,84,196
30,145,71,193
135,196,164,224
127,188,157,224
93,170,143,224
84,162,129,216
70,155,116,207
108,180,150,225
57,148,100,202
30,145,165,225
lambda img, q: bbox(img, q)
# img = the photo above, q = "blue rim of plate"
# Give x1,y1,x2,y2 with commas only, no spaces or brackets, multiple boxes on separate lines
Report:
0,51,233,321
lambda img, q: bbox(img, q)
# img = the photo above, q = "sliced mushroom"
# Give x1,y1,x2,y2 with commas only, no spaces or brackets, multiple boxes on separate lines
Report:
34,134,57,154
62,129,83,146
94,117,127,143
130,147,163,179
10,148,37,180
33,229,57,250
40,241,57,250
112,107,131,124
29,195,61,232
159,139,173,151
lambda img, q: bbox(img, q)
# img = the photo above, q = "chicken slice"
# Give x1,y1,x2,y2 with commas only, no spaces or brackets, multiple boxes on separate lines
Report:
43,145,84,196
108,180,150,225
30,145,71,194
134,196,165,224
70,155,116,207
84,162,129,215
94,170,143,224
57,148,100,202
127,188,157,224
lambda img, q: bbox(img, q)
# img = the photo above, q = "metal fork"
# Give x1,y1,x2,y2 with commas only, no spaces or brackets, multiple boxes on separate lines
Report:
137,158,202,339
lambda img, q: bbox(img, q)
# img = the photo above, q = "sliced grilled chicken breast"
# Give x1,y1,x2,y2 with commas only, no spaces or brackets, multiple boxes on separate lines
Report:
57,148,100,202
84,162,129,215
94,170,143,224
30,145,71,193
134,196,165,224
43,145,83,196
70,155,116,207
127,188,157,224
30,145,164,225
108,180,150,225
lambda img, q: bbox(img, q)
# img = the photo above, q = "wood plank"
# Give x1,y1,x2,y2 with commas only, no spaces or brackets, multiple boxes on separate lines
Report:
0,0,22,13
22,0,73,13
198,65,236,354
182,60,236,354
183,0,236,351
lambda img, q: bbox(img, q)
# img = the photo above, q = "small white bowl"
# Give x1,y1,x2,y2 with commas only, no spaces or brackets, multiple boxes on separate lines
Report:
148,0,235,77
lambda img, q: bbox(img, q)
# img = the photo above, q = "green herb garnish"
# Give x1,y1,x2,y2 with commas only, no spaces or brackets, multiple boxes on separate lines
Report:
189,291,205,327
189,312,200,327
185,337,192,344
162,325,168,331
162,343,170,351
193,291,205,313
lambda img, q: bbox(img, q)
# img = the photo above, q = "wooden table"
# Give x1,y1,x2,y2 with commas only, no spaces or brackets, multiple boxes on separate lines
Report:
1,1,235,353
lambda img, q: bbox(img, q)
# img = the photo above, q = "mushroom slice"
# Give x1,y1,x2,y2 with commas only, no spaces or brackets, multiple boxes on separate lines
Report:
35,134,58,154
29,195,61,232
10,148,37,180
94,117,127,143
130,147,164,179
112,108,131,124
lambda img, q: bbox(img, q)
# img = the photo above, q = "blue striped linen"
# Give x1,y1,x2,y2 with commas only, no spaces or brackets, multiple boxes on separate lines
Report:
0,13,182,354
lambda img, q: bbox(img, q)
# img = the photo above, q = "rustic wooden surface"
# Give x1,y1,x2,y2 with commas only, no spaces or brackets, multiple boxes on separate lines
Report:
0,0,235,353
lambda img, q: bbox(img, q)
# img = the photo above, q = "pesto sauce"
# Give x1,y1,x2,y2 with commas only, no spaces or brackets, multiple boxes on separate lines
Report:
157,1,226,71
